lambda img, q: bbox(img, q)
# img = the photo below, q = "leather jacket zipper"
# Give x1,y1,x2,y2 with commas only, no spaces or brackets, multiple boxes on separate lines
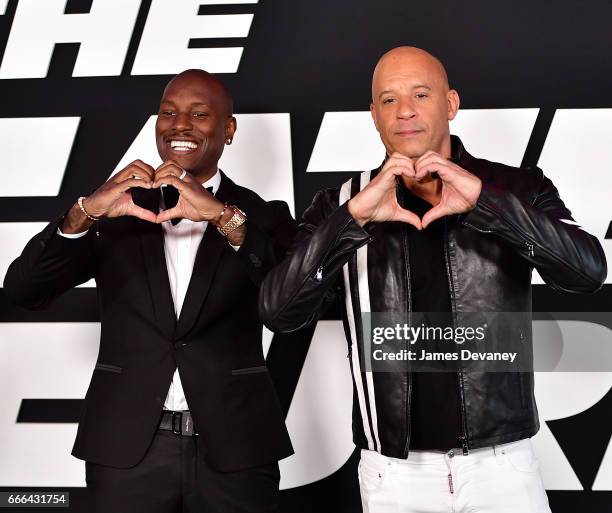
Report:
312,213,369,282
443,217,470,455
315,266,323,280
400,184,413,459
465,215,535,260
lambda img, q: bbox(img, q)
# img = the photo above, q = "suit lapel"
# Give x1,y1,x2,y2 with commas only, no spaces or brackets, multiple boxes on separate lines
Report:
132,187,177,340
175,171,239,340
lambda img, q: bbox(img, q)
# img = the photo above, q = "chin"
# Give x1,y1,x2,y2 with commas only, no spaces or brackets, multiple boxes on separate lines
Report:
392,145,425,160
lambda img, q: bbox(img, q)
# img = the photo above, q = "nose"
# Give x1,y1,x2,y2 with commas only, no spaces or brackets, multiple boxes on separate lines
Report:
397,98,416,119
172,111,193,131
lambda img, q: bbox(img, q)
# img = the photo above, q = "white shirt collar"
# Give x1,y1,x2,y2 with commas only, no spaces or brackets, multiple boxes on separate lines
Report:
203,168,222,195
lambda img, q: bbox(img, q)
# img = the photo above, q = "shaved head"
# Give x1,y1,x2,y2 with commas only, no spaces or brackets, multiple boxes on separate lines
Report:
164,69,233,117
372,47,449,101
369,46,459,159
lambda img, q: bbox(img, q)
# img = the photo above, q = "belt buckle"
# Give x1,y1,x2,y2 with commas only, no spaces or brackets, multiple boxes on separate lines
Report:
171,411,182,435
181,411,195,436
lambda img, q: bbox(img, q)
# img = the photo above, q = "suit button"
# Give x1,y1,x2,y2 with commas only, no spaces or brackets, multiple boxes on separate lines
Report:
173,341,187,349
249,253,262,267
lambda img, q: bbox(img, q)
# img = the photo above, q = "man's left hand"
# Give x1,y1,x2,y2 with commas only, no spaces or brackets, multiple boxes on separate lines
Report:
414,151,482,228
153,161,225,224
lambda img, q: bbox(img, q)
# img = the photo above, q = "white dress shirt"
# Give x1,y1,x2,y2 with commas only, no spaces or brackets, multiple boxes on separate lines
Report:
58,169,238,412
160,170,222,410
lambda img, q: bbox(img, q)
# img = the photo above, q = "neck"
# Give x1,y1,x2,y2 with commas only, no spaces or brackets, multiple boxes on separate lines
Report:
401,175,442,206
191,165,218,184
438,134,453,160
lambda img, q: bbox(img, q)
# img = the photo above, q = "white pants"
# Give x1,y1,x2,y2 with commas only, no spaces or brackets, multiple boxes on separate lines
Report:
358,438,551,513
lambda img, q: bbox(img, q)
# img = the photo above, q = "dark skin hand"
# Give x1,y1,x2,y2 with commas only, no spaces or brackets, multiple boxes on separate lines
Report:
153,160,245,245
60,159,157,233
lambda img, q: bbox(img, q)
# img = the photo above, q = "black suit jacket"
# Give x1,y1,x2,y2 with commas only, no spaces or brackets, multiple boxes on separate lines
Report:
4,171,295,472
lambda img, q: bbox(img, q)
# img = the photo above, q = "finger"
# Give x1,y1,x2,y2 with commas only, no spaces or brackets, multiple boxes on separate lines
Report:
430,163,457,181
414,150,441,166
156,160,185,175
117,160,153,181
414,163,435,181
380,164,415,185
385,154,414,172
156,206,183,224
117,169,153,186
130,161,155,180
155,167,194,184
115,177,153,193
388,152,414,164
155,163,195,185
126,203,158,223
415,160,450,181
393,207,423,230
115,161,155,184
152,174,189,191
421,204,449,228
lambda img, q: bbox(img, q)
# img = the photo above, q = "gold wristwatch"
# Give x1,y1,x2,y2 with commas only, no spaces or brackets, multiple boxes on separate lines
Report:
218,205,247,237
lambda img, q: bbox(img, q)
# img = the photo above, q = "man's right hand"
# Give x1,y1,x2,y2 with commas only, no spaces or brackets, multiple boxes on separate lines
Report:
60,160,157,234
348,153,422,229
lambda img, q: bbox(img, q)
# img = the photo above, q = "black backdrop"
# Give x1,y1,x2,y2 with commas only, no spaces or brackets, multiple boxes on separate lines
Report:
1,0,611,511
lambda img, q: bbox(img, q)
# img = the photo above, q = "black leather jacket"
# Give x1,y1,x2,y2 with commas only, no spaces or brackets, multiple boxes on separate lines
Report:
260,136,607,457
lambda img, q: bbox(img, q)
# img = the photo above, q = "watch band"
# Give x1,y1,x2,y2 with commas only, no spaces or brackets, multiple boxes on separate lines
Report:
218,205,247,237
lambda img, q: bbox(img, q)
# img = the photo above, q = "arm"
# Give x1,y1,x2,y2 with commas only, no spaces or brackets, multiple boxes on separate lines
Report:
3,208,95,309
260,155,420,333
233,200,298,286
4,159,158,309
259,189,373,333
462,169,607,293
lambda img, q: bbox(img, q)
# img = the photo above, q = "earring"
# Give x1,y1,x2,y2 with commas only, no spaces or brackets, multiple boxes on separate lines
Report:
226,138,232,145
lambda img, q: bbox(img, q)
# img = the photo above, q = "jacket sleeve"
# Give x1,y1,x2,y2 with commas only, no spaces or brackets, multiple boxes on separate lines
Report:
234,200,298,287
259,188,373,333
461,168,607,293
3,214,96,309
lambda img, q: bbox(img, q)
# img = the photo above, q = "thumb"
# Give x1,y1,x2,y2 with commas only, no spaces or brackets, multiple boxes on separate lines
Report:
156,206,183,224
126,203,157,223
393,207,423,230
421,204,448,229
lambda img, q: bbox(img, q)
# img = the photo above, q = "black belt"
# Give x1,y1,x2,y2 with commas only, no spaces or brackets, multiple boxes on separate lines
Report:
158,410,198,437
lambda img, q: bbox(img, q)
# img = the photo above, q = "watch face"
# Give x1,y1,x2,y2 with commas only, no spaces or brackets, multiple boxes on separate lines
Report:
233,206,247,220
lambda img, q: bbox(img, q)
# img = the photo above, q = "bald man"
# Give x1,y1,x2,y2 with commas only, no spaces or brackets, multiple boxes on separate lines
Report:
5,69,295,512
260,47,606,512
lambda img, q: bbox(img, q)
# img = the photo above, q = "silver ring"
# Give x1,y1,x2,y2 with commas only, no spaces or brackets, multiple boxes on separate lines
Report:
179,169,187,181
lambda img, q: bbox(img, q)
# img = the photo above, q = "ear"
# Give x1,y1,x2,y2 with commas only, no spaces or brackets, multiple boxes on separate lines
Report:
370,102,380,133
447,89,460,121
225,116,237,140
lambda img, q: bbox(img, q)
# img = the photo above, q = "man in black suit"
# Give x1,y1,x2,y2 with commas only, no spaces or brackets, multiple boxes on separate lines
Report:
4,69,294,512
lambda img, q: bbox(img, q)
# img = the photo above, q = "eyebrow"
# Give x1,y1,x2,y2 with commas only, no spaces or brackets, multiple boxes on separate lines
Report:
159,100,209,107
378,85,432,99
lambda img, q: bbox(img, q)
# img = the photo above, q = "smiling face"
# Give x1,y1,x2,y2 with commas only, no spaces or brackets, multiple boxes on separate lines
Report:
370,47,459,160
155,70,236,182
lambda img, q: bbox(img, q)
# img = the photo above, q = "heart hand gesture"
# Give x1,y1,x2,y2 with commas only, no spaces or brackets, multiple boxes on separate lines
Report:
153,161,224,224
